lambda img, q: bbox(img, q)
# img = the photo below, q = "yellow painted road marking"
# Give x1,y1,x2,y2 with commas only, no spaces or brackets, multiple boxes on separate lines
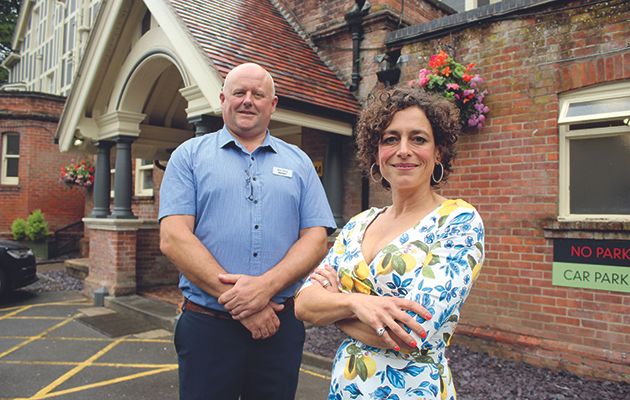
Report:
5,316,67,320
0,305,33,320
0,304,28,312
96,362,177,368
30,366,178,399
122,337,173,343
0,300,88,311
0,336,171,343
2,299,179,398
1,360,177,369
300,367,331,380
0,360,79,367
0,314,78,359
31,337,126,398
0,336,111,342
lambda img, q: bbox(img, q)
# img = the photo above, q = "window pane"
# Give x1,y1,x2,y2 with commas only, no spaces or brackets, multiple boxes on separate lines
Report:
110,171,115,195
570,134,630,214
68,17,75,48
566,96,630,118
66,60,73,84
6,134,19,155
141,159,152,166
6,158,19,177
569,119,625,131
142,170,153,190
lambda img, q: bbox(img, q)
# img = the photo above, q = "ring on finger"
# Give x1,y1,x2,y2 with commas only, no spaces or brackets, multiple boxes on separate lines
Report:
322,279,331,288
375,327,386,337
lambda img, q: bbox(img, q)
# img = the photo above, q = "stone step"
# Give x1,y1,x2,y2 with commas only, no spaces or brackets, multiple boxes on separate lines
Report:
64,258,89,280
104,294,178,332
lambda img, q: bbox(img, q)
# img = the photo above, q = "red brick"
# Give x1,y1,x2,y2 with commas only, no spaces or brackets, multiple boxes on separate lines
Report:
0,94,85,235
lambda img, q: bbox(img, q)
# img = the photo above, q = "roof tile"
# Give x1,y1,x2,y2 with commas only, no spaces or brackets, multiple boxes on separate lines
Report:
169,0,360,115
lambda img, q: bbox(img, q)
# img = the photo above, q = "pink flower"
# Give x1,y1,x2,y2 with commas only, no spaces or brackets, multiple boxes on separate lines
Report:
417,69,430,86
415,51,489,130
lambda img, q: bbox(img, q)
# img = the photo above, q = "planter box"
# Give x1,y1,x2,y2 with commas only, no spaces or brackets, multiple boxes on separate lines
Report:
25,240,56,260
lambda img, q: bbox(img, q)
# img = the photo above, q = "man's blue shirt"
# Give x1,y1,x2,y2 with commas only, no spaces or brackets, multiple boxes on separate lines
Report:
159,127,336,311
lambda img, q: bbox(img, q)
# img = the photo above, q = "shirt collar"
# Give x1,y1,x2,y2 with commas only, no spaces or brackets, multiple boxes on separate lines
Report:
219,126,278,154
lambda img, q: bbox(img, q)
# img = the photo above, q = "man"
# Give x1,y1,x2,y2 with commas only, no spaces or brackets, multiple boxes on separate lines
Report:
159,63,335,400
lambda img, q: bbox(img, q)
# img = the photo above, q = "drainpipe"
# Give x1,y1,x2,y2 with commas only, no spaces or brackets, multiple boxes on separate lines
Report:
345,1,370,92
345,1,371,210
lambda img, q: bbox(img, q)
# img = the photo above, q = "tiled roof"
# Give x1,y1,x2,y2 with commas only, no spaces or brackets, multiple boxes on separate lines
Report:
169,0,360,116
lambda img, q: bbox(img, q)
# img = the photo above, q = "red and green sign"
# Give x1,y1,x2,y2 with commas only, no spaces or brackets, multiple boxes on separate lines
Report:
552,239,630,293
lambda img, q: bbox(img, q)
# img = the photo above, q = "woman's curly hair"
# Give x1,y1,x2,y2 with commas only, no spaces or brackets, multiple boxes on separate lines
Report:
356,87,461,189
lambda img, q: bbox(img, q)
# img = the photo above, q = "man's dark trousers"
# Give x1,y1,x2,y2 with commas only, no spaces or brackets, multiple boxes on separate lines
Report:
175,302,305,400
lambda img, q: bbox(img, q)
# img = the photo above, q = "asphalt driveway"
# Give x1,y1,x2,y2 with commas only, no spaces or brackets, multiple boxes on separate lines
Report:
0,290,330,399
0,291,178,400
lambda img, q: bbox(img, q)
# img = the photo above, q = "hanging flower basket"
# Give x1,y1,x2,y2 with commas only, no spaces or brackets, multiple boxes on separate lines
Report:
60,159,95,188
411,50,489,130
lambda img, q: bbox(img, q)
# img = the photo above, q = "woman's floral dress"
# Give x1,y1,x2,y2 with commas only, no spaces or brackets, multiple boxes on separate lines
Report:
303,199,484,400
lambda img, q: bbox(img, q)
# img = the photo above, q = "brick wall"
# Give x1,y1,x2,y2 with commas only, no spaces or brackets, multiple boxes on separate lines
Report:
277,0,448,34
275,0,449,100
389,0,630,381
136,227,178,288
301,128,329,165
341,138,364,220
86,228,137,296
0,93,86,236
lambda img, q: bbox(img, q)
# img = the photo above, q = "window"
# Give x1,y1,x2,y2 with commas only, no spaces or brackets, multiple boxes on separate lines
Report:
452,0,500,11
141,10,151,35
110,167,115,198
135,159,154,196
558,81,630,221
1,133,20,185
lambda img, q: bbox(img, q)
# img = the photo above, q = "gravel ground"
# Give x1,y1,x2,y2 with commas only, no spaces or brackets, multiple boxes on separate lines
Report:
25,269,83,293
20,267,629,399
304,325,630,400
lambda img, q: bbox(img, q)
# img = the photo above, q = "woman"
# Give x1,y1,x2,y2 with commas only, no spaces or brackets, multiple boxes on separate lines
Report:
295,87,484,400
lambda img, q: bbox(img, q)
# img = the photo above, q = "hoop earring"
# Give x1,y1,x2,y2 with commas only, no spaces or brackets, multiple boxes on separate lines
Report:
432,162,444,184
369,163,380,183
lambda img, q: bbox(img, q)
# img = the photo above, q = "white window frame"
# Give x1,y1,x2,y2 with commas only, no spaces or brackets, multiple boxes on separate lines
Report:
464,0,501,11
134,159,154,197
1,133,20,185
558,81,630,222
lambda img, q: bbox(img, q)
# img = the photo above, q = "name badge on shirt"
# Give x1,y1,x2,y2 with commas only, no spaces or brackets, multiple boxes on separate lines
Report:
272,167,293,178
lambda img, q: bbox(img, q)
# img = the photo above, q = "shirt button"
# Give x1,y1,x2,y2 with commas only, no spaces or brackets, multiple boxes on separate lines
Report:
254,200,258,204
253,252,258,257
252,177,256,181
250,156,255,161
254,225,259,229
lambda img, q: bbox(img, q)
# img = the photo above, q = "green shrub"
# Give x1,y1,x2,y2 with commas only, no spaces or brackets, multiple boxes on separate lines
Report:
11,218,27,241
25,209,50,242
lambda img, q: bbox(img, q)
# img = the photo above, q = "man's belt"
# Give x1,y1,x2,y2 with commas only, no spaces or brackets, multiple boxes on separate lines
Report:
182,299,233,320
182,297,294,319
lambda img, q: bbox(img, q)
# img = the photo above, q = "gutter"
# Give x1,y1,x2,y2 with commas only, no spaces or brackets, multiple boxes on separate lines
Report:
387,0,563,46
